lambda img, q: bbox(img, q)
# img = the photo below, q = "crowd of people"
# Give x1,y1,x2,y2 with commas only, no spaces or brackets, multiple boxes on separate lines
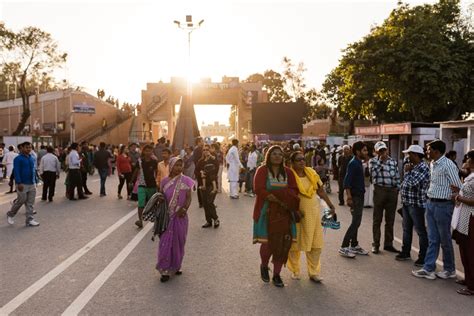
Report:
1,137,473,296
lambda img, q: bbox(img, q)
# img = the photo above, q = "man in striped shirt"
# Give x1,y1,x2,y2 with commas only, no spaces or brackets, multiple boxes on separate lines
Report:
412,140,462,280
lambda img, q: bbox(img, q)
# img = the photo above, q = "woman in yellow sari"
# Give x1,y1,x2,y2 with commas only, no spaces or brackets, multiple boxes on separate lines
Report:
288,151,336,282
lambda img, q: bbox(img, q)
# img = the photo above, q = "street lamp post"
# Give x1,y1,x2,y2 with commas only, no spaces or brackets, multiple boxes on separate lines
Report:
172,15,204,151
173,15,204,93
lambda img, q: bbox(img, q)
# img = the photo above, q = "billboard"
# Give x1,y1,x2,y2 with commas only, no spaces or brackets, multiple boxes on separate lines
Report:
73,103,95,114
251,102,304,134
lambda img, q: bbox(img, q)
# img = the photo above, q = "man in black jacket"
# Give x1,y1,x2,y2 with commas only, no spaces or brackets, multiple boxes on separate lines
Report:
337,145,353,206
80,142,93,195
93,142,112,197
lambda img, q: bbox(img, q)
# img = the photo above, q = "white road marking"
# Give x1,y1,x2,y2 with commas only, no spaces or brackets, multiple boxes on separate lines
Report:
393,236,465,279
62,222,153,316
0,209,137,315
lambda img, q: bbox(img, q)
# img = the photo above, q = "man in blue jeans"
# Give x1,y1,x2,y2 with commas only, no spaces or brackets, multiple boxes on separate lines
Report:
412,140,462,280
339,141,369,258
93,142,112,197
396,145,430,266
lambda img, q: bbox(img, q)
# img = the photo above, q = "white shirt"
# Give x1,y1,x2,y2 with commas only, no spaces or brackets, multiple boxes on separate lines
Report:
68,150,81,169
39,153,61,175
427,155,462,199
4,151,18,165
247,151,258,170
226,146,242,167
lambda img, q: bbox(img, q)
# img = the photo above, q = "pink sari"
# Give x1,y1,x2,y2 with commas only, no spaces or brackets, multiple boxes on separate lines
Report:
156,172,194,275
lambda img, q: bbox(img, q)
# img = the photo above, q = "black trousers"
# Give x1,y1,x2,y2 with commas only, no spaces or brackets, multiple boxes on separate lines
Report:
201,187,218,223
341,194,364,248
338,177,345,204
197,180,203,207
118,172,132,196
42,171,57,200
81,170,91,193
68,169,84,199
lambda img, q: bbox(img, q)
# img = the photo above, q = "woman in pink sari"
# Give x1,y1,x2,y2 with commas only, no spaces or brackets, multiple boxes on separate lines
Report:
157,157,194,282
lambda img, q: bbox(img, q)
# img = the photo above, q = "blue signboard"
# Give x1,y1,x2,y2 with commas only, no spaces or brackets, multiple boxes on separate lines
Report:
73,103,95,114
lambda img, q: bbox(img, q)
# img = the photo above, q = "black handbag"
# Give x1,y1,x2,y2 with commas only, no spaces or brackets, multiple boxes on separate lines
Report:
142,192,170,240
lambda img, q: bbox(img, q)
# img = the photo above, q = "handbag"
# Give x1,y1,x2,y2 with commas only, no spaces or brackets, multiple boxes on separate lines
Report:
142,192,170,240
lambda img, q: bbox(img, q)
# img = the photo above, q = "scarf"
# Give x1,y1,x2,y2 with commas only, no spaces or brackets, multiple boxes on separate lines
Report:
291,166,320,199
168,156,182,174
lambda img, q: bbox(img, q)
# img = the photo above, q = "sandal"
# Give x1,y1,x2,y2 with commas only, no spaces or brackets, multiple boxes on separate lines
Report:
456,288,474,296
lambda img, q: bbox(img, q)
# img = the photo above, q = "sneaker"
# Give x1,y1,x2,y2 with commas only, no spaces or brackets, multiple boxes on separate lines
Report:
310,275,323,283
350,245,369,255
395,253,411,261
290,273,301,280
412,269,436,280
248,193,256,197
7,215,14,225
414,258,425,267
213,219,220,228
26,219,40,227
435,270,457,279
339,247,356,258
118,194,123,199
202,222,212,228
371,246,380,254
135,220,143,229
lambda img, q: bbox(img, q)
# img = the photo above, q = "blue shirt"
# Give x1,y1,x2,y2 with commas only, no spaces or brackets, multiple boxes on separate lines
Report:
344,157,365,196
14,153,37,185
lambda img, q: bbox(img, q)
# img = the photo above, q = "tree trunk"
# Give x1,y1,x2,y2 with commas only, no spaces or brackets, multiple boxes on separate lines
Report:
12,76,30,136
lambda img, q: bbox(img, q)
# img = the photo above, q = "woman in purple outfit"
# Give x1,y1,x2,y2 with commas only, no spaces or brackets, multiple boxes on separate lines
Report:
157,157,194,282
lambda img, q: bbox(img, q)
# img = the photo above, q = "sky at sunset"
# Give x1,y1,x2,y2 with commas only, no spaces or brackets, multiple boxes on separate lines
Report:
1,0,471,124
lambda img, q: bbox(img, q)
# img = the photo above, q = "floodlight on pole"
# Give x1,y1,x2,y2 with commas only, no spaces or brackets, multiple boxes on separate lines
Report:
172,15,204,151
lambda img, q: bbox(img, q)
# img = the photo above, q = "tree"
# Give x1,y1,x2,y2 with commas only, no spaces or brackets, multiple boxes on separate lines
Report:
1,24,67,135
244,70,291,102
322,0,473,122
244,57,332,123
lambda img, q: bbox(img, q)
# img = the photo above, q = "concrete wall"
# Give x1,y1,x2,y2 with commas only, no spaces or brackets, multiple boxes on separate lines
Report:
0,90,129,146
89,117,133,145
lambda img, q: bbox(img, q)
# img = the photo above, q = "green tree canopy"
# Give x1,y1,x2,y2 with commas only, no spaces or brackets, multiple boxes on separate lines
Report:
244,57,332,123
1,23,67,135
322,0,473,122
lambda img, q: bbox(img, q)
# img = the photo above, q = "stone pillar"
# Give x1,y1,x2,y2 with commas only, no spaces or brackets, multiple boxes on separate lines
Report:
439,125,453,151
467,126,474,153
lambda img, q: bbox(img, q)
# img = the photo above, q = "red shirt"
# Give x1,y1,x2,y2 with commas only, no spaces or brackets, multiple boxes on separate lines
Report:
116,154,132,174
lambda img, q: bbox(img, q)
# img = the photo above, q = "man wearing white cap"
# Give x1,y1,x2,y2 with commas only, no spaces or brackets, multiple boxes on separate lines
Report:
396,145,430,266
369,141,401,254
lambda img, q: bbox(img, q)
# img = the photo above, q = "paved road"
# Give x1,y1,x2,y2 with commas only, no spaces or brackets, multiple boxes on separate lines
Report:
1,173,473,315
